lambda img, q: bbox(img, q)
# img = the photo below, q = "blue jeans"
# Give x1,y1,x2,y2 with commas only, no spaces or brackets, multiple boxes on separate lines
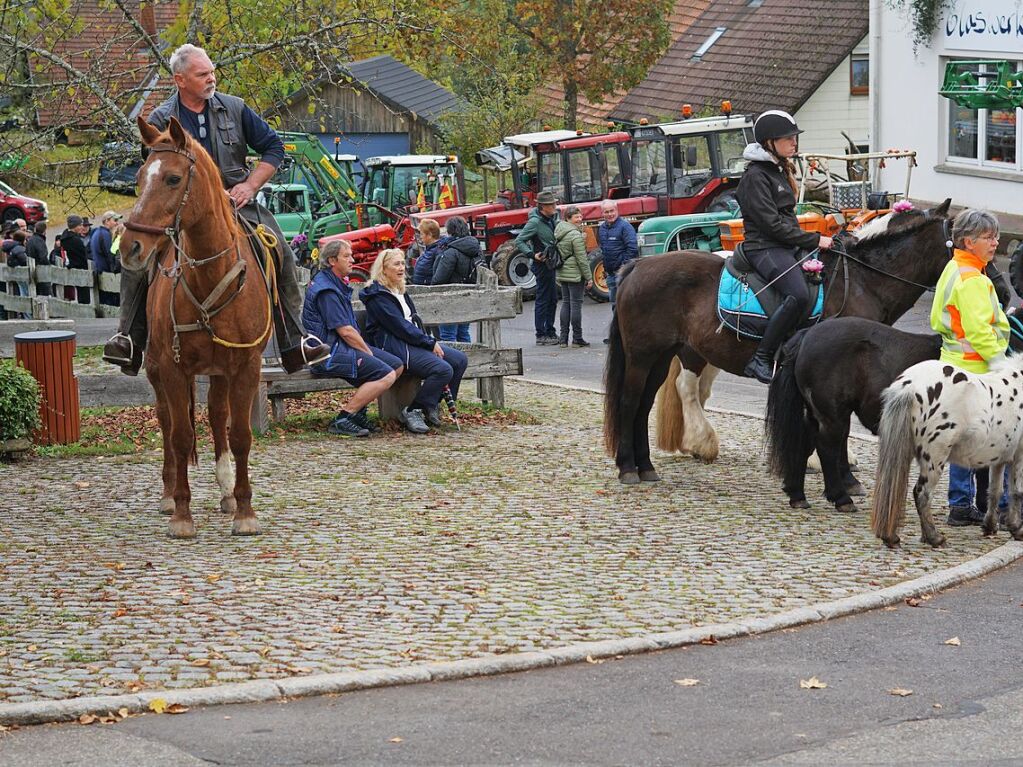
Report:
439,323,471,343
532,263,558,338
949,464,1008,511
407,344,468,409
606,271,618,309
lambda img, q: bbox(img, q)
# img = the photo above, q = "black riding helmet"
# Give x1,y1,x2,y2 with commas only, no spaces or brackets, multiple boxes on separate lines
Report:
753,110,804,144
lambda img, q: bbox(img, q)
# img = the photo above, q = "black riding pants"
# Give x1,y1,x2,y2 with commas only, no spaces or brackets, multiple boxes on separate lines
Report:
745,246,812,316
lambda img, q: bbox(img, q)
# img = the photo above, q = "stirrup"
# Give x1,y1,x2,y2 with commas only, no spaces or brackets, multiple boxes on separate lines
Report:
301,334,330,365
101,333,135,366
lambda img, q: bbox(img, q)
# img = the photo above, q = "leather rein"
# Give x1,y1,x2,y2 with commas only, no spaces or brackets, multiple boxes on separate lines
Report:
124,144,272,362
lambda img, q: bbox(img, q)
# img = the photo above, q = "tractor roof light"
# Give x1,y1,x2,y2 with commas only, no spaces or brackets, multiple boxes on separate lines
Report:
681,104,693,119
639,118,649,125
576,129,583,136
334,136,341,144
606,121,615,131
721,100,732,115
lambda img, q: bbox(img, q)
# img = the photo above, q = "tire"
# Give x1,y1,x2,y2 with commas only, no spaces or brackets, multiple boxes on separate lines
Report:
491,241,536,301
585,248,609,303
1,206,21,224
348,266,370,285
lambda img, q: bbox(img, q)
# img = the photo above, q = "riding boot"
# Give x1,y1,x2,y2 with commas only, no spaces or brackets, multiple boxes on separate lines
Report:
102,267,149,375
743,295,803,384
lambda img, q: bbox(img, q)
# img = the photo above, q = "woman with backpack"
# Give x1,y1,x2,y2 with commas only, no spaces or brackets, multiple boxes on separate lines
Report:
554,206,592,347
431,216,480,342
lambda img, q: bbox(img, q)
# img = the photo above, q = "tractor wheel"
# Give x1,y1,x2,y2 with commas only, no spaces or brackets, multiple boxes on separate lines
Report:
491,241,536,301
585,248,609,303
1,206,20,224
347,266,371,286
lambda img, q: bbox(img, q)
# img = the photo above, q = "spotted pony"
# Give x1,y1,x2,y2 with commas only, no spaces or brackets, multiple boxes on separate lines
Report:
871,357,1023,548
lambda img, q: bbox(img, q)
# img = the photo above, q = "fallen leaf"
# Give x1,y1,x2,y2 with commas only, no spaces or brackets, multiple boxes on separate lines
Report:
673,678,700,687
112,608,127,618
945,637,961,646
585,655,605,665
699,636,718,645
933,703,943,709
148,698,167,714
889,688,914,697
26,645,37,652
192,658,211,667
800,677,827,690
78,714,97,725
74,481,91,489
166,703,189,714
905,597,922,607
117,707,130,718
258,646,273,658
389,737,403,743
206,573,221,583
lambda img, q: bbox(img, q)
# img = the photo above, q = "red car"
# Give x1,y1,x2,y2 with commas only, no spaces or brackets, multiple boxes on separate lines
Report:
0,180,48,225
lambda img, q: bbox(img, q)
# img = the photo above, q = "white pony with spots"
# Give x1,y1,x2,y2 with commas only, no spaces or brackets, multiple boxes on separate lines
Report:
871,356,1023,548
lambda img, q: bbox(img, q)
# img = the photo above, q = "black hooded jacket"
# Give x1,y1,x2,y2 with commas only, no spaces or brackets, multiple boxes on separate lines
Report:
735,144,819,252
431,235,481,285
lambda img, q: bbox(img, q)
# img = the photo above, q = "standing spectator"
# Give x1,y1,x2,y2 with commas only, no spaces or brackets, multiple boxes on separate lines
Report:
596,198,638,313
91,210,122,306
514,190,561,345
555,206,592,347
26,221,50,298
61,214,90,305
6,230,30,317
412,219,449,286
431,216,478,342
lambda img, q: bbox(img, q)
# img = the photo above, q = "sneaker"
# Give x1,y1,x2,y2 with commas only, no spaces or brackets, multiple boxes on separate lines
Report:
399,406,430,434
947,505,985,526
536,337,559,346
327,414,369,438
572,339,591,347
424,405,443,427
349,407,379,433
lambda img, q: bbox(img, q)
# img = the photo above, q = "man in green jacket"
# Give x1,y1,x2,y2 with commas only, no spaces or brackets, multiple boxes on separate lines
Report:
515,190,561,345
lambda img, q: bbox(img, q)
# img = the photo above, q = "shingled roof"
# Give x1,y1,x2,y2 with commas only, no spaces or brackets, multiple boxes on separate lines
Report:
611,0,867,123
345,55,464,125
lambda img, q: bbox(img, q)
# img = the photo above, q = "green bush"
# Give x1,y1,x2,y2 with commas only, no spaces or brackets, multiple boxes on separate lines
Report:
0,360,41,441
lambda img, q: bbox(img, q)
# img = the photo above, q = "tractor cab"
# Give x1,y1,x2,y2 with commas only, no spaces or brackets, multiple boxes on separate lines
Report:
629,111,754,215
360,155,463,227
531,131,632,204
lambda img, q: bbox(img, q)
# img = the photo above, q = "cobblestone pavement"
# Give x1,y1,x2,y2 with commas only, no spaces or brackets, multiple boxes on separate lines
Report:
0,381,1003,705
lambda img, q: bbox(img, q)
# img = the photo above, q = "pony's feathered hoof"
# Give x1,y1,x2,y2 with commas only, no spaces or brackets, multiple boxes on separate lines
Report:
1010,527,1023,541
639,469,661,482
168,518,196,539
922,532,947,548
220,496,238,515
835,502,860,513
619,471,641,485
845,481,867,497
789,498,811,509
159,496,175,515
232,517,261,535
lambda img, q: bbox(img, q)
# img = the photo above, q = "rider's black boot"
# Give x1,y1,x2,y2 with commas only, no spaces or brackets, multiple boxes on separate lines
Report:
743,295,803,384
102,267,149,376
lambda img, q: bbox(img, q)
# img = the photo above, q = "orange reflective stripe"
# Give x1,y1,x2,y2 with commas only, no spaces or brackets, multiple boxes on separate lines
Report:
948,304,966,340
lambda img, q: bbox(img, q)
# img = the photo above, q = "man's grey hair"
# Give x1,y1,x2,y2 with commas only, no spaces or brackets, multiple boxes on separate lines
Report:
601,199,618,211
318,239,350,270
169,44,210,75
951,208,999,249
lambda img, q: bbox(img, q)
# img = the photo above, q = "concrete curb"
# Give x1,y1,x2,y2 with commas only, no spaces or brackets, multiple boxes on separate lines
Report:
3,379,1019,726
3,542,1020,727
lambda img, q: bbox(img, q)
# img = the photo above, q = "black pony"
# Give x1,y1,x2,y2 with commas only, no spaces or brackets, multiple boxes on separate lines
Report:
765,309,1023,512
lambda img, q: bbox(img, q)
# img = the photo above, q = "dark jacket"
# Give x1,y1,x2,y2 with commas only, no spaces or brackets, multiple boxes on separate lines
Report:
412,236,450,285
60,228,89,270
302,268,359,379
90,226,114,273
361,281,435,365
432,235,481,285
514,207,559,258
735,144,818,252
26,232,49,264
596,217,637,275
3,240,26,268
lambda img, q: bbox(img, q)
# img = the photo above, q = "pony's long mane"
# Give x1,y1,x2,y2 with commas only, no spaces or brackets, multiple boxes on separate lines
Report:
841,210,943,266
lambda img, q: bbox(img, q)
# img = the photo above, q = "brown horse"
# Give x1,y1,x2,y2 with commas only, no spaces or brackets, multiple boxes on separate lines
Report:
603,200,954,484
122,116,273,538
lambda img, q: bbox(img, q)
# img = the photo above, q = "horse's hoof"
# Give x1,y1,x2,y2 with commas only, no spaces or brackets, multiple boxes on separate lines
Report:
983,523,999,537
231,518,261,536
168,519,196,539
845,482,866,497
789,498,811,509
835,502,860,514
922,533,947,548
159,497,175,516
883,536,901,548
220,496,238,515
638,469,661,483
619,472,641,485
1011,527,1023,541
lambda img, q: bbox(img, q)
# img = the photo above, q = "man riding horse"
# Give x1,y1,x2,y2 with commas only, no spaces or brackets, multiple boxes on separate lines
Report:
102,43,329,375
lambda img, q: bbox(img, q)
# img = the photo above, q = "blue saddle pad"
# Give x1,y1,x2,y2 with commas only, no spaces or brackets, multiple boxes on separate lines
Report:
717,265,824,340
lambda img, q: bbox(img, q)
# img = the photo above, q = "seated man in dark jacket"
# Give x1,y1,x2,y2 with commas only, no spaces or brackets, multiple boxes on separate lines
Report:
362,248,468,434
301,239,404,438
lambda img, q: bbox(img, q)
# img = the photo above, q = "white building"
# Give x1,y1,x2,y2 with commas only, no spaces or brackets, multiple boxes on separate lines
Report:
873,0,1023,214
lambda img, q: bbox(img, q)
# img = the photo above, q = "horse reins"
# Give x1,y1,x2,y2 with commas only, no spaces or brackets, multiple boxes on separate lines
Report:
124,144,275,362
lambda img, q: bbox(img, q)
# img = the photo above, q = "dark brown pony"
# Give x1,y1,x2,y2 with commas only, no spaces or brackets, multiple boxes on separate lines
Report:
603,201,953,484
122,116,272,538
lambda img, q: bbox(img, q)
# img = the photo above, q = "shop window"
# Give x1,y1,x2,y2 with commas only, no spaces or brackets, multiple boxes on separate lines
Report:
850,54,869,96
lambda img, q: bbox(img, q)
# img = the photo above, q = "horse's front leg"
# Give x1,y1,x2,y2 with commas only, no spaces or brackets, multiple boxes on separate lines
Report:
208,375,237,515
151,375,176,516
227,367,261,535
913,460,946,548
163,372,197,539
675,355,719,462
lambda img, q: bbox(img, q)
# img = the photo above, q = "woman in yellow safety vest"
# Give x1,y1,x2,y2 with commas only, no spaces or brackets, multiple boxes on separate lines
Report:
930,208,1010,528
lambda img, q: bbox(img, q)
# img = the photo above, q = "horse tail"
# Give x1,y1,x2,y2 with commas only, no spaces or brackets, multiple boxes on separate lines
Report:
655,357,685,452
871,383,916,544
189,379,198,466
764,329,810,478
602,308,626,457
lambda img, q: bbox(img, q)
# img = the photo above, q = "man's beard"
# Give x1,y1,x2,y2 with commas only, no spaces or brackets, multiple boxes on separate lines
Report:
203,85,216,99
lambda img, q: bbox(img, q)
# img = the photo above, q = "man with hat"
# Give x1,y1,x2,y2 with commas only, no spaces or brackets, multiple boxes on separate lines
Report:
514,189,561,344
92,210,122,306
61,214,91,304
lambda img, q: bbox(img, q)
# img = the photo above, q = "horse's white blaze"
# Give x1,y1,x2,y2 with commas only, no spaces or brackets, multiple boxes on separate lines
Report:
215,453,234,499
851,212,893,242
134,158,162,210
676,367,719,460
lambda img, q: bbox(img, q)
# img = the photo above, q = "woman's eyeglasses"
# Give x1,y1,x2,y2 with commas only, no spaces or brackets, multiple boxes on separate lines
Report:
197,112,207,139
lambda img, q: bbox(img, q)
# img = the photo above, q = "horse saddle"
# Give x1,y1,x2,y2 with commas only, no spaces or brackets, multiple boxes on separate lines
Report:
717,242,824,341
